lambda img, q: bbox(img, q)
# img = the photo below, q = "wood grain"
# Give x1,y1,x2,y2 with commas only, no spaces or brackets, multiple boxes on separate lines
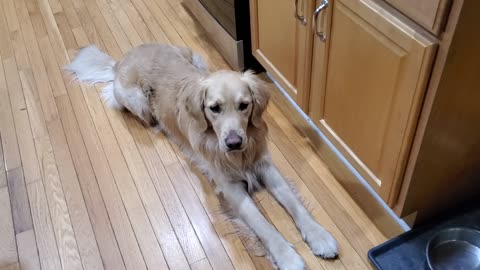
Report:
81,83,169,270
27,180,62,270
0,187,17,268
0,58,21,171
47,119,104,270
6,168,33,234
0,263,19,270
190,258,213,270
384,0,451,34
16,229,41,270
312,0,437,204
0,0,391,268
125,116,204,267
55,95,126,270
268,81,404,238
0,136,6,189
397,0,480,223
249,0,315,109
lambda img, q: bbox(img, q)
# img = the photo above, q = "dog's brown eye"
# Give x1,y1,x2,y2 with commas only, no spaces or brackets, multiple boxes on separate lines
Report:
210,105,221,113
239,102,249,111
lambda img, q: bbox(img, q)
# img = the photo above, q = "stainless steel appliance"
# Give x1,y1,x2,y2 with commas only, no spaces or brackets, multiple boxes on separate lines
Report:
184,0,262,71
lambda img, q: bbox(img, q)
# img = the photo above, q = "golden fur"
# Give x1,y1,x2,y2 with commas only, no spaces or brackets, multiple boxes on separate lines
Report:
66,43,338,270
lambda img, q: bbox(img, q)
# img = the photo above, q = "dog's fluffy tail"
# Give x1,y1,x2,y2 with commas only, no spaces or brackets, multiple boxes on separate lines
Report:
65,45,122,109
65,45,116,83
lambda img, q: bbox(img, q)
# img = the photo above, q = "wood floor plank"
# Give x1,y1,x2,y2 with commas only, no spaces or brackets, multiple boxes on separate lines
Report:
267,103,388,245
13,0,59,124
2,0,20,33
61,0,105,50
55,95,126,270
164,141,255,270
118,0,170,43
18,69,49,150
12,2,95,269
69,3,200,268
133,0,184,46
47,119,105,270
64,32,147,270
48,0,63,14
36,36,67,97
111,0,156,43
263,112,377,266
40,7,127,268
102,0,144,47
125,116,204,267
89,0,133,54
33,134,84,270
0,187,17,268
54,0,81,29
0,136,6,189
66,84,146,270
154,0,229,70
0,5,13,60
190,258,213,270
6,168,33,235
0,83,20,171
162,161,234,270
37,0,70,68
1,45,41,184
9,109,40,186
0,263,19,270
81,84,168,270
4,12,44,184
16,229,41,270
69,0,122,59
27,180,62,270
267,139,370,269
172,139,276,270
0,35,21,173
3,58,25,112
54,12,79,55
0,0,391,269
151,0,212,60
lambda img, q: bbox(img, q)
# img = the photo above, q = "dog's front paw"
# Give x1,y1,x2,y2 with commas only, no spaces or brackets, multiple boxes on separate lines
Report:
302,223,338,259
269,241,305,270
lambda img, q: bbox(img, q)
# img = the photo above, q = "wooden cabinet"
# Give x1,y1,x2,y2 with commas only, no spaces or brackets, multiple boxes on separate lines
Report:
249,0,314,110
384,0,451,34
310,0,437,205
250,0,478,228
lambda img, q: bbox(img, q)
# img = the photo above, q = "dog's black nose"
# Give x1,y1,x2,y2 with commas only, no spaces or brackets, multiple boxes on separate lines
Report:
225,133,243,150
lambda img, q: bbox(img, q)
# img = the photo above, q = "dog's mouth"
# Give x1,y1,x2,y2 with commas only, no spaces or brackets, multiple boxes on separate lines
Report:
226,148,245,153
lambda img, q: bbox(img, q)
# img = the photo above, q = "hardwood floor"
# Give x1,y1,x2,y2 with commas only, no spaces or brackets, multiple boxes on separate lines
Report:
0,0,390,269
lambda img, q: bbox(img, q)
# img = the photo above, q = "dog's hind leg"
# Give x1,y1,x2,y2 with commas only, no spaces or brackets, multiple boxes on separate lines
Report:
111,81,156,126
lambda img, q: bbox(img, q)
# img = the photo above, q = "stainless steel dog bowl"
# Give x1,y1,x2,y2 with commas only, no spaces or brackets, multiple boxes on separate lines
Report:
426,227,480,270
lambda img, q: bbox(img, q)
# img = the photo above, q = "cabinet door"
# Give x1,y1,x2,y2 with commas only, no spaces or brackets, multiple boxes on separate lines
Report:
310,0,437,204
249,0,314,110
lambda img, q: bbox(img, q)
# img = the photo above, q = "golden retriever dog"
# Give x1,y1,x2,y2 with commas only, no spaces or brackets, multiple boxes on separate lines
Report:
65,43,338,270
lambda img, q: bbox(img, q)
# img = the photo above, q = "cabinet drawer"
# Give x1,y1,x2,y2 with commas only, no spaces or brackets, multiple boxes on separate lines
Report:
384,0,451,34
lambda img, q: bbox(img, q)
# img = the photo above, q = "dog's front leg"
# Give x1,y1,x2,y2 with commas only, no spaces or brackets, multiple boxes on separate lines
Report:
259,163,338,259
218,180,305,270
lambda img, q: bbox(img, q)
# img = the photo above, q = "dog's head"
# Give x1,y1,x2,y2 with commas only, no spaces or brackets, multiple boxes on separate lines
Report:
181,70,269,152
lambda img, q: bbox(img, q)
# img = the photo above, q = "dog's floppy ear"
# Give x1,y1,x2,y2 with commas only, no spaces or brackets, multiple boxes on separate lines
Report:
178,78,208,131
242,70,270,127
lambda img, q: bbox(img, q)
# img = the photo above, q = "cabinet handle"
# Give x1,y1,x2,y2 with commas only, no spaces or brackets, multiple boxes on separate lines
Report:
295,0,307,25
313,0,329,41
